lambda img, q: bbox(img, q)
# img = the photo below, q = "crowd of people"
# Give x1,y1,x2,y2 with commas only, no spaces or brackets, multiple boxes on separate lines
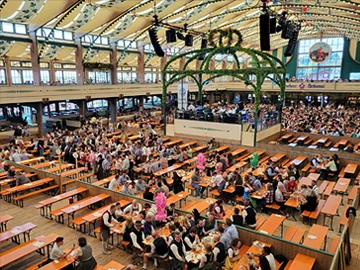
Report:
178,101,360,138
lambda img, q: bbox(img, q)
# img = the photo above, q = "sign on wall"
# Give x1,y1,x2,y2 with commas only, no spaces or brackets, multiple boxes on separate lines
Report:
309,42,332,63
177,82,188,110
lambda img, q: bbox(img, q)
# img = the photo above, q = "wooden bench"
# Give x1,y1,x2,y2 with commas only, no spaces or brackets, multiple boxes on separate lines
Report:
302,199,326,224
0,215,14,232
185,185,196,196
254,217,266,230
338,167,346,178
288,137,296,143
25,258,48,270
13,185,59,208
265,203,281,211
284,260,293,270
259,156,271,165
347,186,357,204
323,182,335,198
303,139,312,146
318,181,329,197
339,205,350,233
328,237,340,254
235,196,243,204
210,189,220,198
324,141,332,148
180,200,198,212
301,164,311,176
292,228,306,244
281,158,290,167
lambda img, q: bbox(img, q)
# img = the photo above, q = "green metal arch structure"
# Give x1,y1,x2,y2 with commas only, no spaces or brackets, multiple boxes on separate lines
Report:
161,45,287,144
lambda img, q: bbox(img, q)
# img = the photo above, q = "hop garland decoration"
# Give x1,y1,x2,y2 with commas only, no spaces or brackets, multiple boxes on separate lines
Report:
83,62,113,70
208,28,243,47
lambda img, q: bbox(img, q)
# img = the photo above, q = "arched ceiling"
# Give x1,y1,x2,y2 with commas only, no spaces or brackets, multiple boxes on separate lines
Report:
1,0,360,66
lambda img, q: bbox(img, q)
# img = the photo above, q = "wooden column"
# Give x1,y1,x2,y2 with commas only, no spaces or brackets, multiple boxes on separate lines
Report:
29,32,41,85
75,38,84,85
110,43,118,84
108,97,117,124
49,60,55,84
36,102,43,136
137,47,145,83
4,57,11,86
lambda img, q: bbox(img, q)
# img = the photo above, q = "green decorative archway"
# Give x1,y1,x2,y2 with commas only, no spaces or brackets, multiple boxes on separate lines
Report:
162,29,287,145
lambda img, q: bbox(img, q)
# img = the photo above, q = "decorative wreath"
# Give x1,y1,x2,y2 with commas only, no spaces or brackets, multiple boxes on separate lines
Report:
208,28,243,47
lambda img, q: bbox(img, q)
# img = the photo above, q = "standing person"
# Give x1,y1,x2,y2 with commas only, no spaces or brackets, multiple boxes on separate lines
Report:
73,237,97,270
102,155,111,178
99,205,118,255
173,171,184,194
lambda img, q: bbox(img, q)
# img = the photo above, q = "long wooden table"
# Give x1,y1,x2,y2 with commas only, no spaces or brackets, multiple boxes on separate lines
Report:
226,161,248,173
166,191,189,207
61,194,110,225
288,253,316,270
291,155,307,166
0,233,59,268
179,141,197,149
0,222,36,244
2,177,54,202
99,260,125,270
230,148,247,157
92,176,114,187
344,163,358,175
257,214,285,237
334,178,350,194
81,199,130,234
19,157,45,165
153,163,183,176
271,153,286,163
321,195,342,230
37,187,88,218
181,197,216,213
164,139,183,147
0,172,37,190
303,224,328,250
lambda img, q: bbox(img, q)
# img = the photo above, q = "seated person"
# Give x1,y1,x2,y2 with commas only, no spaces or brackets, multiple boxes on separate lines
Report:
242,198,257,228
135,178,147,193
166,203,178,221
130,221,145,259
230,208,243,226
108,175,120,190
321,157,338,179
203,213,217,235
169,231,187,269
15,171,31,186
275,182,288,215
113,202,126,222
300,180,319,213
142,230,168,269
213,234,227,267
124,199,142,215
143,186,154,201
223,238,242,270
184,227,200,251
143,214,156,237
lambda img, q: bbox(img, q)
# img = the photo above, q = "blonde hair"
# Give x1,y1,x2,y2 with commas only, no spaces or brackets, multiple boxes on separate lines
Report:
125,216,134,229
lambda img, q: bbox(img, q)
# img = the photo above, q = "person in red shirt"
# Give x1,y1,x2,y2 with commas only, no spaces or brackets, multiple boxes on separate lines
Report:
286,176,298,192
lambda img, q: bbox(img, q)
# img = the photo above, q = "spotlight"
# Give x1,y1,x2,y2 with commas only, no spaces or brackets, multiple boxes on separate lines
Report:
185,34,193,47
198,38,208,60
148,28,165,57
166,29,177,43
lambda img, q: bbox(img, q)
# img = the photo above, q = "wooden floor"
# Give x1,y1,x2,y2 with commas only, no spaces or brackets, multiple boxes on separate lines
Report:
1,180,359,270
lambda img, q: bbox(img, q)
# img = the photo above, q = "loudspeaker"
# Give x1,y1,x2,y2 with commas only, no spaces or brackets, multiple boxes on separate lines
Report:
270,17,276,34
284,27,299,57
166,29,176,43
198,38,208,60
185,34,193,46
259,12,270,51
281,21,293,39
148,28,165,57
177,32,185,40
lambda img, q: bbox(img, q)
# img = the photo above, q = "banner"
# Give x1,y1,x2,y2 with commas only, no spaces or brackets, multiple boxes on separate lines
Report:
177,82,188,110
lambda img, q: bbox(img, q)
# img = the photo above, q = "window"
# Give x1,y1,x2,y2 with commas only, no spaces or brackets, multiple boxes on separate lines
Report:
88,71,110,84
64,31,73,40
55,70,63,83
10,70,21,84
22,62,32,67
40,70,50,83
101,37,108,44
62,64,76,69
54,63,62,69
40,62,49,68
83,35,92,43
297,37,344,80
10,61,21,67
0,69,6,84
22,70,33,83
54,30,63,39
349,72,360,80
118,40,124,47
43,28,52,37
14,24,26,34
2,22,14,33
0,60,4,67
63,71,76,84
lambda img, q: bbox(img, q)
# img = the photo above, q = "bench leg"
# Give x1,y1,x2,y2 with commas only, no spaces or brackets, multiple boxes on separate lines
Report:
19,199,24,208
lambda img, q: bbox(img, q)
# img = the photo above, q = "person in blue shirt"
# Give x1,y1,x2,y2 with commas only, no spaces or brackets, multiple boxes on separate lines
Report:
224,218,239,240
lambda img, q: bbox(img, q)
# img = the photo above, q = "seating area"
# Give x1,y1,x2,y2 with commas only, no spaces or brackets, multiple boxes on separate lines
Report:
0,129,358,270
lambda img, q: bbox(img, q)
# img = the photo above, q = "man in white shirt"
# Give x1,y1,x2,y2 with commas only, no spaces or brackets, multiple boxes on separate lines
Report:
262,246,276,270
169,231,186,268
135,178,147,193
100,205,118,255
211,171,224,187
48,237,74,268
124,199,142,215
108,175,120,190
